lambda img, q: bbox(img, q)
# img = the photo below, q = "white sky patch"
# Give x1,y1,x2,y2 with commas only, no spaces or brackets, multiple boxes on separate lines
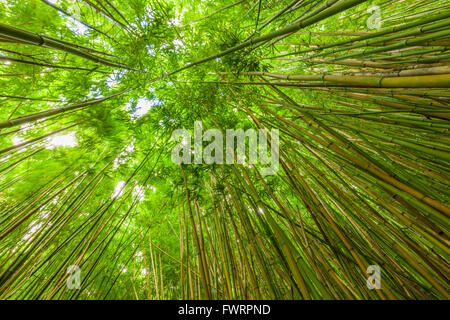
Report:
106,70,126,88
173,39,184,51
66,19,89,35
0,0,13,10
113,139,135,169
146,45,155,56
118,263,128,273
168,17,181,27
39,210,50,220
87,86,103,99
0,154,10,163
111,180,126,199
58,94,68,104
127,98,159,121
12,136,24,146
94,37,114,53
57,7,89,36
20,123,35,135
21,220,44,241
46,132,78,150
135,251,144,262
132,184,146,202
146,6,155,19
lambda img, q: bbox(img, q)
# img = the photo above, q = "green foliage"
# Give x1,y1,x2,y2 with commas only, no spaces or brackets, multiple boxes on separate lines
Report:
0,0,449,300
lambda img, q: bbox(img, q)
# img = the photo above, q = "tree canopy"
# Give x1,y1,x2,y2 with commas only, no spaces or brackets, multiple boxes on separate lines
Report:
0,0,449,300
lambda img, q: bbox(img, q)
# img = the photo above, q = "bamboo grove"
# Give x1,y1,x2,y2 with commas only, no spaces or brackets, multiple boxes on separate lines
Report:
0,0,448,300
